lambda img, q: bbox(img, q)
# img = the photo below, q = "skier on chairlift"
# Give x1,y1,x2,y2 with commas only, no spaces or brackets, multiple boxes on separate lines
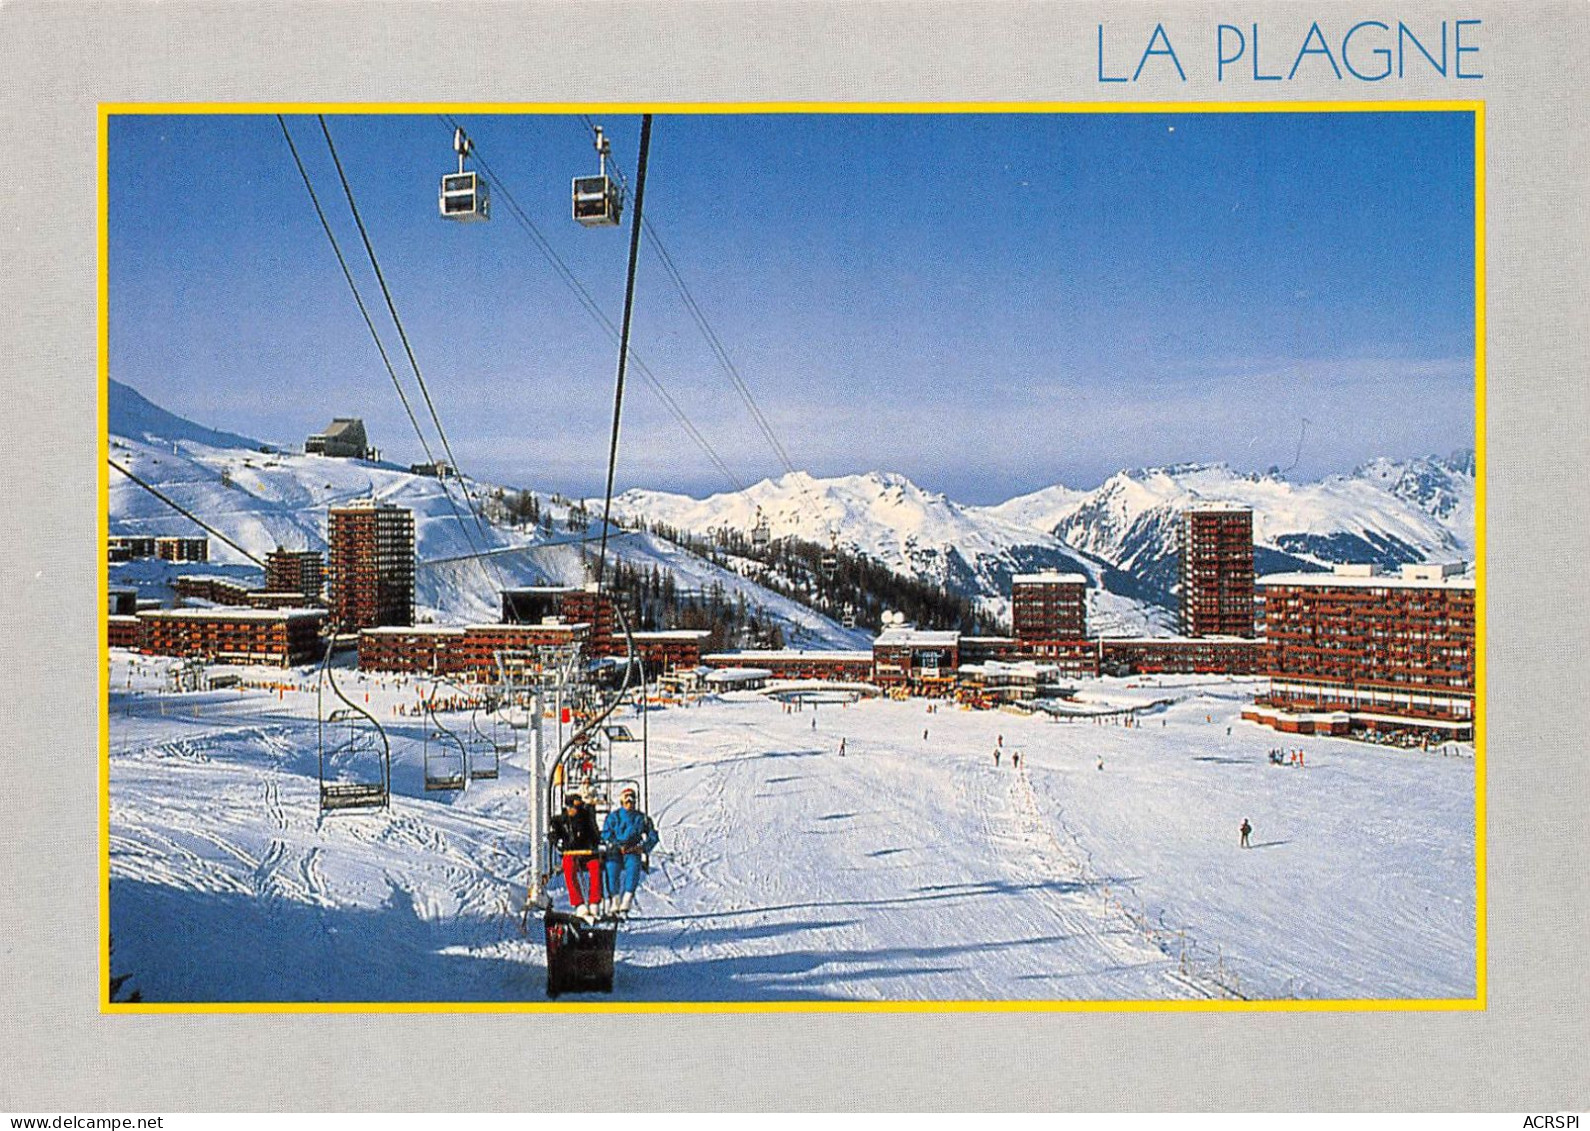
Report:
551,794,604,923
601,786,659,918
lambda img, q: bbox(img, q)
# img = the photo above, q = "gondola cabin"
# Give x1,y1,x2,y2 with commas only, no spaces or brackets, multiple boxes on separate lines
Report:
572,174,622,227
440,171,489,221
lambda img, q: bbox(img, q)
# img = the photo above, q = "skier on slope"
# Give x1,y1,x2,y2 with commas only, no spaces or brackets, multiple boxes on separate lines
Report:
601,786,660,917
1240,818,1252,849
550,794,604,922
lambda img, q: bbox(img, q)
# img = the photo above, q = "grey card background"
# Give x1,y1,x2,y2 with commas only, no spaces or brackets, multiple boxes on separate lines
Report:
1,0,1586,1112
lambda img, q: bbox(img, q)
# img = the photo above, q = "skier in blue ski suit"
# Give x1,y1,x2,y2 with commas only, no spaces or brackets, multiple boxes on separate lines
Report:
602,786,660,913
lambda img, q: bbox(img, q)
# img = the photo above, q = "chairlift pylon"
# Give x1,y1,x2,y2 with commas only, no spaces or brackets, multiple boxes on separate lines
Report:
440,127,489,222
572,124,623,228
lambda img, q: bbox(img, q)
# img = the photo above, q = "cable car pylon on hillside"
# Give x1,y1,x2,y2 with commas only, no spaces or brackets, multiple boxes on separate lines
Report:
439,127,489,221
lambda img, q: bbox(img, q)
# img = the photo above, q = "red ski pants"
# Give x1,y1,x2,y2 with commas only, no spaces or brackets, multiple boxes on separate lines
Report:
561,852,603,906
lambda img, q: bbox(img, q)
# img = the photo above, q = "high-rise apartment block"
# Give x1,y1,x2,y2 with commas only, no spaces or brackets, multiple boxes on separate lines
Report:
327,501,414,630
1179,505,1255,638
1248,562,1475,739
265,548,326,604
1011,572,1088,644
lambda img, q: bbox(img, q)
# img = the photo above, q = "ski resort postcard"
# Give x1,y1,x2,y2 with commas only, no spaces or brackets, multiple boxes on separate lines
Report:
103,106,1481,1009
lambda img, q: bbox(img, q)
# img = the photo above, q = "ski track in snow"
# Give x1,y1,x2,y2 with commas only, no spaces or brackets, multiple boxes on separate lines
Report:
107,657,1474,1004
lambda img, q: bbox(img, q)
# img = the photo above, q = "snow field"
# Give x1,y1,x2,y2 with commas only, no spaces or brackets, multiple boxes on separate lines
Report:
108,658,1474,1003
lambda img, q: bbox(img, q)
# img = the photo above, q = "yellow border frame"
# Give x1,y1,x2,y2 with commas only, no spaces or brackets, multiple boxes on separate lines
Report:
99,100,1486,1014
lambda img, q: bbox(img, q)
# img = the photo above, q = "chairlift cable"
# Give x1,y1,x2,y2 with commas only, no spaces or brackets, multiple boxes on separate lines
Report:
595,113,652,590
107,457,267,568
314,116,508,595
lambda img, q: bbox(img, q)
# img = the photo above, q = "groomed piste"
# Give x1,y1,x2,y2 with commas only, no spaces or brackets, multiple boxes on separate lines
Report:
108,655,1474,1004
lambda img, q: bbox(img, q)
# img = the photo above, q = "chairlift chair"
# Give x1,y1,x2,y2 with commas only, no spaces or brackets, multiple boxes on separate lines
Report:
424,729,468,792
421,687,468,792
317,647,391,814
573,125,623,227
467,700,502,781
440,128,489,222
751,507,771,548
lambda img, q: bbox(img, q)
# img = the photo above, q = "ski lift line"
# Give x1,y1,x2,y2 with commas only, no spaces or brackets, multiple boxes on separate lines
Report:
595,113,654,591
437,115,754,503
313,116,508,596
278,116,499,594
106,458,267,568
641,213,801,478
1284,417,1311,474
471,161,749,500
277,116,438,478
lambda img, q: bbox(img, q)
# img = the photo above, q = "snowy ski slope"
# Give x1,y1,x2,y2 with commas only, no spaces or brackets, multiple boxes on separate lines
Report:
108,655,1474,1004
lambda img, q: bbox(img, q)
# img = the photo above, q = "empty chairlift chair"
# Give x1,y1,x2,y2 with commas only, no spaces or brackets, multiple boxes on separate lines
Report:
467,699,503,781
422,689,468,792
317,651,391,814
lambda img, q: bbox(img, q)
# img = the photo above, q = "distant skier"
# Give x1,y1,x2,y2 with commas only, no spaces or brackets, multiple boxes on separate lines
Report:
812,717,817,730
994,749,1001,767
1096,756,1104,771
1012,752,1021,769
923,728,929,741
1240,818,1252,849
550,794,603,922
838,738,846,757
601,786,660,917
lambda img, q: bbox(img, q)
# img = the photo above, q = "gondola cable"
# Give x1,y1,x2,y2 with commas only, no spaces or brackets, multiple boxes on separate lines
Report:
438,115,754,505
314,116,509,595
278,116,502,594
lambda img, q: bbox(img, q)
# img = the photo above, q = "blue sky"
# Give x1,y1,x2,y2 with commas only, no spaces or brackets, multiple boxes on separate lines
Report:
109,110,1475,503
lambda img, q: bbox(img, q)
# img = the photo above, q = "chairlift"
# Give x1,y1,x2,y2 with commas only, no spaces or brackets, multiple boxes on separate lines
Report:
820,528,840,580
572,125,623,227
751,507,771,548
317,644,390,814
467,696,503,781
842,604,857,630
440,127,489,221
422,687,467,792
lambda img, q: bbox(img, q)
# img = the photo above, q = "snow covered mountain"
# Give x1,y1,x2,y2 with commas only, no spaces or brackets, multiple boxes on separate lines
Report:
617,456,1475,625
110,380,1474,641
107,381,867,648
613,472,1170,636
990,460,1475,601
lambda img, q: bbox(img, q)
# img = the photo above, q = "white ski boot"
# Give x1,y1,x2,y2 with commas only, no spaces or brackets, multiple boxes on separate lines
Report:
616,891,634,918
573,903,597,924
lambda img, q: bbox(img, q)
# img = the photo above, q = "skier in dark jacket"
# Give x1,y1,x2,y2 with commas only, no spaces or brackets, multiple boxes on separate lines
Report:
1240,818,1252,848
601,786,660,917
550,794,603,920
